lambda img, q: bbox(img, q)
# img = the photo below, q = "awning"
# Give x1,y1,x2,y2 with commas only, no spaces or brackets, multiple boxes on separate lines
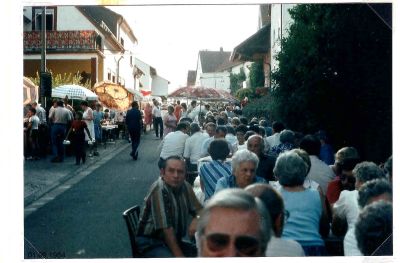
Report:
231,24,271,62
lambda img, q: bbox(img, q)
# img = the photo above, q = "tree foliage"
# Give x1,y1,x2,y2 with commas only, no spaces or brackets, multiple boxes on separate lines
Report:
249,61,265,89
235,88,255,101
30,71,92,90
229,68,246,96
270,4,392,162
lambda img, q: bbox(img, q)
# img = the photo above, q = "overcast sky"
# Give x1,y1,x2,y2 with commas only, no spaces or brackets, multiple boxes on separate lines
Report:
108,4,260,92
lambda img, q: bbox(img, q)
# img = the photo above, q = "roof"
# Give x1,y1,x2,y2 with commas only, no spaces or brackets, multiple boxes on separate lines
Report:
77,6,137,49
198,50,232,73
187,70,196,86
231,24,271,62
215,60,243,72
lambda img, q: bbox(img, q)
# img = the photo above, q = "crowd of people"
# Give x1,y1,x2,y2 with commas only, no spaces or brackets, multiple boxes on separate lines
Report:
133,99,393,258
24,97,393,258
23,98,131,164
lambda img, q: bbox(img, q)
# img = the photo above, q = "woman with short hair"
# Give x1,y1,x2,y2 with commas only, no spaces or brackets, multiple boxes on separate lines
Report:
215,149,266,192
273,150,329,256
199,139,232,202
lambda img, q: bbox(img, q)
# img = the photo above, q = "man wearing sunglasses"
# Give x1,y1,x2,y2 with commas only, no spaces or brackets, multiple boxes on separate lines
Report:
136,156,203,257
196,188,271,257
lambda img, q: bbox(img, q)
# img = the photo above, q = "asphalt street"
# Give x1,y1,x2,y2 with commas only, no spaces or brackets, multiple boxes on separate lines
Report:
24,133,162,259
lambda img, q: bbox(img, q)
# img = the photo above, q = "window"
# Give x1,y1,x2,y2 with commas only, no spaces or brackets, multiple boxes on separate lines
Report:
130,55,133,66
112,75,116,83
107,69,111,81
33,7,56,31
120,37,124,47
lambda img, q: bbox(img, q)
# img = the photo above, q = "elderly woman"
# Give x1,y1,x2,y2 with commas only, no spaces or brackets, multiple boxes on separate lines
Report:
215,149,266,192
163,105,177,136
273,150,329,256
199,139,232,202
246,183,305,257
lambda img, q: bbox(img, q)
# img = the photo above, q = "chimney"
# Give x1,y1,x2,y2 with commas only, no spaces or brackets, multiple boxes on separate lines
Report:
220,47,223,52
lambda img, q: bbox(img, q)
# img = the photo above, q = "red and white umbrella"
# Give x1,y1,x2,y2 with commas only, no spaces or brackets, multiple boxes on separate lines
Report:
168,86,238,102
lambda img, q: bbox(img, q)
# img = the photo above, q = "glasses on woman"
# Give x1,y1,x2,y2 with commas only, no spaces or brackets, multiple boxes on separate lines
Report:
204,233,261,256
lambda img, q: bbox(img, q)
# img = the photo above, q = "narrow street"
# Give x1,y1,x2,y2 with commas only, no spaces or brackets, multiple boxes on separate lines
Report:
24,133,161,259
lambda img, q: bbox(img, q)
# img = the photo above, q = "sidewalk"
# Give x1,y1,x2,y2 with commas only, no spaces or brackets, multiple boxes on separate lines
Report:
24,139,130,206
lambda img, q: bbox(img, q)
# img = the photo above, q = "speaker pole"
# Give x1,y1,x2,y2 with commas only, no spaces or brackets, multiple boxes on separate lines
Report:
39,6,46,104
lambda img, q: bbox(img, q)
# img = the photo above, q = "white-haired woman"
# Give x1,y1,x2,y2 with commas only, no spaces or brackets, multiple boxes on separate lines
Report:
215,149,266,192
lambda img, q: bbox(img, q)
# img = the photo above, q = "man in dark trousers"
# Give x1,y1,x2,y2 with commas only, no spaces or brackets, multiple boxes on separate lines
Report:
125,101,142,160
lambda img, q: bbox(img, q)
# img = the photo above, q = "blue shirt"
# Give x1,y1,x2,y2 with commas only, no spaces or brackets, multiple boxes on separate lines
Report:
319,144,334,165
199,160,231,201
214,175,266,192
93,110,104,126
280,188,324,247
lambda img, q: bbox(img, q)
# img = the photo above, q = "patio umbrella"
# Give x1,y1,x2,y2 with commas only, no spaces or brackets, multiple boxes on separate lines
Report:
93,81,134,111
168,86,238,103
52,84,98,101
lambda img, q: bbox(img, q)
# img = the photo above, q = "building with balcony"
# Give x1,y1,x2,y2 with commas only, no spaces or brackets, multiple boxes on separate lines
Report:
23,6,137,88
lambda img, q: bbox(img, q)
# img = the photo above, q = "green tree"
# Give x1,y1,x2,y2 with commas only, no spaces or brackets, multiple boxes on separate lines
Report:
30,71,92,90
249,61,265,89
229,68,246,96
270,4,391,162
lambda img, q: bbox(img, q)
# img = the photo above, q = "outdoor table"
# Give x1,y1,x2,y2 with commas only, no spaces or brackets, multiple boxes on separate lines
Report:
101,124,118,148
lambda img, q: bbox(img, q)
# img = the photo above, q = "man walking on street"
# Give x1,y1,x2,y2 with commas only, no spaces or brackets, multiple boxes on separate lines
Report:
152,100,163,139
125,101,142,160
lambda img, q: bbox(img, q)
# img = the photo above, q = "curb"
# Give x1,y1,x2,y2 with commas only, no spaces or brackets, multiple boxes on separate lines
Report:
24,141,130,207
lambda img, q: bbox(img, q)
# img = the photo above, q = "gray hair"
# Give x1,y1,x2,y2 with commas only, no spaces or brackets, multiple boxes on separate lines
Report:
273,150,308,187
358,178,392,208
248,134,265,150
354,161,385,185
196,188,271,253
279,129,295,144
231,149,259,174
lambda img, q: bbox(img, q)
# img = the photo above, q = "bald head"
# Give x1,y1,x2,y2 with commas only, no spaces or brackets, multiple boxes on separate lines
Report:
247,135,264,157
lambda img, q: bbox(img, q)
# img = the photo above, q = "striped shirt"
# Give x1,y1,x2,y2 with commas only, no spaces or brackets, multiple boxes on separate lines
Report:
137,178,202,241
199,160,232,201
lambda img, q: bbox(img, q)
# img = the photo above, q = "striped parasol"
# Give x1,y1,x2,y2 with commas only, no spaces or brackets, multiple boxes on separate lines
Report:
52,84,98,100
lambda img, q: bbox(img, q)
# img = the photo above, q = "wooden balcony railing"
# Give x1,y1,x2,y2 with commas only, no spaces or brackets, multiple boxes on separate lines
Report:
24,30,102,52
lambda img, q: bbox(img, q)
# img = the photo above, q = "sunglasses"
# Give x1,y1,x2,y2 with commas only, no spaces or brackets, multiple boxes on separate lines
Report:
204,233,261,256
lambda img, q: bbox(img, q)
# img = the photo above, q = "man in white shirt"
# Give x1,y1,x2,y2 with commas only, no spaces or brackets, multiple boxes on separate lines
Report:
333,162,385,256
158,121,190,169
299,135,336,195
265,121,285,150
152,100,163,139
184,123,208,172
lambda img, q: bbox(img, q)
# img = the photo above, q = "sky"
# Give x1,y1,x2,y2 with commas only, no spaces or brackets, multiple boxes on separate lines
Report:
108,4,260,92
